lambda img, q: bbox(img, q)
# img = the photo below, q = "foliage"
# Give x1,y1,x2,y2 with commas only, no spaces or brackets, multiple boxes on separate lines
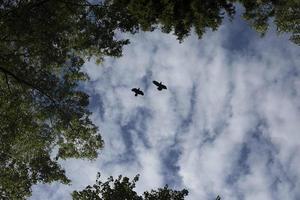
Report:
240,0,300,45
0,0,298,199
107,0,299,45
0,0,137,199
72,173,189,200
107,0,235,41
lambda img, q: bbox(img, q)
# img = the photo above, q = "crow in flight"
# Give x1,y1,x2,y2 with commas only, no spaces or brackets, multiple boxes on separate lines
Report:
152,80,167,90
131,88,144,96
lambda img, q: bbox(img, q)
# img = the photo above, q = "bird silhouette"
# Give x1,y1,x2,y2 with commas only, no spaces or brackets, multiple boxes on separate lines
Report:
216,195,221,200
152,80,167,91
131,88,144,96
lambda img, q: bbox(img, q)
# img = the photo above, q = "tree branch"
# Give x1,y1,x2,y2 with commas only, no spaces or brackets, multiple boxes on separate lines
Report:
4,72,12,94
0,0,51,19
0,66,56,104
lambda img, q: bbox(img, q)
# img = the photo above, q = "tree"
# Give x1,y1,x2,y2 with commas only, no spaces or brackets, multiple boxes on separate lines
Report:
240,0,300,45
107,0,235,41
72,173,189,200
107,0,299,45
0,0,137,199
1,0,298,198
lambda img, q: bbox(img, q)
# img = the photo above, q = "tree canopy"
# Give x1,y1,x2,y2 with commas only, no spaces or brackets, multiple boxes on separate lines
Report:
72,173,189,200
0,0,137,198
107,0,235,41
0,0,299,199
107,0,299,44
240,0,300,45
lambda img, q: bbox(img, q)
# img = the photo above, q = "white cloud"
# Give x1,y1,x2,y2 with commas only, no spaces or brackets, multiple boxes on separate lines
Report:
31,18,300,200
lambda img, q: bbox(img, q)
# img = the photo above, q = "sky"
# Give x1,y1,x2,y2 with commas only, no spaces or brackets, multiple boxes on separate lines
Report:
31,12,300,200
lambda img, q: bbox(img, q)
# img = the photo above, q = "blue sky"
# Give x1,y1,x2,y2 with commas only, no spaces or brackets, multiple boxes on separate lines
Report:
31,12,300,200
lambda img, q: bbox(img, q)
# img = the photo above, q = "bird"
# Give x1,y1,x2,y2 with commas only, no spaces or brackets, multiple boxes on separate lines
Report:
216,195,221,200
131,88,144,96
152,80,167,91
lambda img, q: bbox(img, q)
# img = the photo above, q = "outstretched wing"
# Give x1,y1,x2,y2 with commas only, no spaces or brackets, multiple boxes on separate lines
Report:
161,84,167,89
152,80,160,87
138,90,144,95
131,88,138,93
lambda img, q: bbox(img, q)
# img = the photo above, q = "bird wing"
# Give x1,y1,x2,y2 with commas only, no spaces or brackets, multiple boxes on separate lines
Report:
152,80,160,86
161,84,167,89
131,88,137,92
138,90,144,95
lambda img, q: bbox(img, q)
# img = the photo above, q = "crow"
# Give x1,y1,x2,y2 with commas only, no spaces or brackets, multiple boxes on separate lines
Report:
152,80,167,91
216,195,221,200
131,88,144,96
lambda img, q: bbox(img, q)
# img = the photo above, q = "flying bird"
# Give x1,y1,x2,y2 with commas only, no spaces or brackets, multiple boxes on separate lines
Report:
131,88,144,96
152,80,167,91
216,195,221,200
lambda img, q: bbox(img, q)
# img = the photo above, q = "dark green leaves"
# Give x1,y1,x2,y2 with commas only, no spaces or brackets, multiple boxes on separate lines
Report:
0,0,137,198
1,0,298,199
108,0,235,41
72,173,189,200
107,0,299,45
239,0,300,44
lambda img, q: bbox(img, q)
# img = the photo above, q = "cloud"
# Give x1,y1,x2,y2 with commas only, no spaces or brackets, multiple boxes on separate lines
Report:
31,16,300,200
